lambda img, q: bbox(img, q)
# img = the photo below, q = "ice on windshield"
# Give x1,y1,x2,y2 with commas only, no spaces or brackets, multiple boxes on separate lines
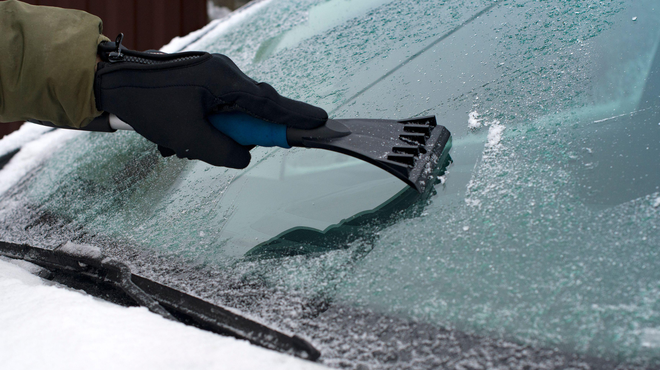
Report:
253,0,393,61
1,0,659,368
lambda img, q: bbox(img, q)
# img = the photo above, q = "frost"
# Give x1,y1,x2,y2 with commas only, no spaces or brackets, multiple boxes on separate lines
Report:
641,328,660,348
465,198,481,207
0,129,81,196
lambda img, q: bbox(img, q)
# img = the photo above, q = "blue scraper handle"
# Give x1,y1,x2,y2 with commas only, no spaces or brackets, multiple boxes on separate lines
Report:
208,111,291,148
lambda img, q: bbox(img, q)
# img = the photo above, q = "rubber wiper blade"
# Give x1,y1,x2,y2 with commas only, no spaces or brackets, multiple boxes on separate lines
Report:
0,240,320,361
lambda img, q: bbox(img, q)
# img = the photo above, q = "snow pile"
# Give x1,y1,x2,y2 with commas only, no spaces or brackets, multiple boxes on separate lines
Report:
0,257,51,279
467,111,506,150
467,111,482,129
0,128,81,196
0,259,327,370
59,242,103,260
466,111,506,150
0,123,52,157
486,121,505,148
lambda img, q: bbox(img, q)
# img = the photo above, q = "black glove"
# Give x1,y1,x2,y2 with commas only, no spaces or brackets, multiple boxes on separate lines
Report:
94,34,328,169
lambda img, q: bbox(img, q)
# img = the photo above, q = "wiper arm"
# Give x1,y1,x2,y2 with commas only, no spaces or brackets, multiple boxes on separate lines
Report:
0,240,320,361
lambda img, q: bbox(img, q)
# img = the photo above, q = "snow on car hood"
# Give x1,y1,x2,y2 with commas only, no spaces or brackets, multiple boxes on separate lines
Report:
0,258,327,370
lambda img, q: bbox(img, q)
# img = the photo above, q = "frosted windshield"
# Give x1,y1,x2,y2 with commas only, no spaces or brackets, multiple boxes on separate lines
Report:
1,0,659,368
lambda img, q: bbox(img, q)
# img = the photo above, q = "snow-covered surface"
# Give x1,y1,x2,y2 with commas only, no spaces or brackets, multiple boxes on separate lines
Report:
59,241,104,260
0,123,52,157
0,125,81,196
1,257,50,278
207,0,232,21
159,16,224,53
160,0,273,53
0,258,327,370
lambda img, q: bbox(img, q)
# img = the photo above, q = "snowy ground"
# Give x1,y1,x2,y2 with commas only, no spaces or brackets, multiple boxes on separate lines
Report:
0,258,327,370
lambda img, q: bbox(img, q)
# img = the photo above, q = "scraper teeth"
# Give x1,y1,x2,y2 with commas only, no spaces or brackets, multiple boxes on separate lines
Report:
400,132,427,145
403,124,432,136
392,145,421,156
390,144,423,167
387,153,416,166
388,117,439,167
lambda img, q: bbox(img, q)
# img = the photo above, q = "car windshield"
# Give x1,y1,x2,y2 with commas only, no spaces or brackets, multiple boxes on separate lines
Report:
1,0,659,368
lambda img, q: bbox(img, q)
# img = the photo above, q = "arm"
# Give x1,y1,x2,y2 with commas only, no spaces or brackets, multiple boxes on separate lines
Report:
1,1,328,169
0,0,108,128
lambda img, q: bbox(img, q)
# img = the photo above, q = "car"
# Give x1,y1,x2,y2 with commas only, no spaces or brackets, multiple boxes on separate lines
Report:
1,0,659,368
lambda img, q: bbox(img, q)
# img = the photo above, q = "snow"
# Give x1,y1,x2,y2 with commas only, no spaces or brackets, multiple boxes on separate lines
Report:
468,111,482,129
59,241,103,260
0,257,51,279
0,127,81,196
0,122,52,158
486,121,505,148
0,258,328,370
160,17,224,53
161,0,274,53
208,0,232,21
468,112,504,146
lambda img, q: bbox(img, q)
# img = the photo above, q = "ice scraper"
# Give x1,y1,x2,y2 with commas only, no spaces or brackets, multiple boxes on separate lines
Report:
206,112,452,193
32,111,452,193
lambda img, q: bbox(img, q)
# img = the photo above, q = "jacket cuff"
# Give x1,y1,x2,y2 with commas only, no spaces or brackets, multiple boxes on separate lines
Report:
0,0,109,128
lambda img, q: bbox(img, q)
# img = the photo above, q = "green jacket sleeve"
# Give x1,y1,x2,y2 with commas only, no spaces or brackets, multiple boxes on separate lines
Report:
0,0,109,128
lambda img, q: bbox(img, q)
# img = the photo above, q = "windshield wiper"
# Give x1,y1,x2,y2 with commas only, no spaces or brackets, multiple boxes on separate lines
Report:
0,240,320,361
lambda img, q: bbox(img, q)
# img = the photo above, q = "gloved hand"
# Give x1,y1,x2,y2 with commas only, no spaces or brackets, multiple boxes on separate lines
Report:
94,34,328,169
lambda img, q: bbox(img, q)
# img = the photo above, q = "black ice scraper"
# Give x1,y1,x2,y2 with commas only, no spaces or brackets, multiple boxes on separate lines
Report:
32,111,451,193
207,112,452,193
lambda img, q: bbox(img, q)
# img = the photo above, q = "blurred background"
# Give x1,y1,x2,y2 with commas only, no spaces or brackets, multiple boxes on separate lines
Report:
0,0,252,138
